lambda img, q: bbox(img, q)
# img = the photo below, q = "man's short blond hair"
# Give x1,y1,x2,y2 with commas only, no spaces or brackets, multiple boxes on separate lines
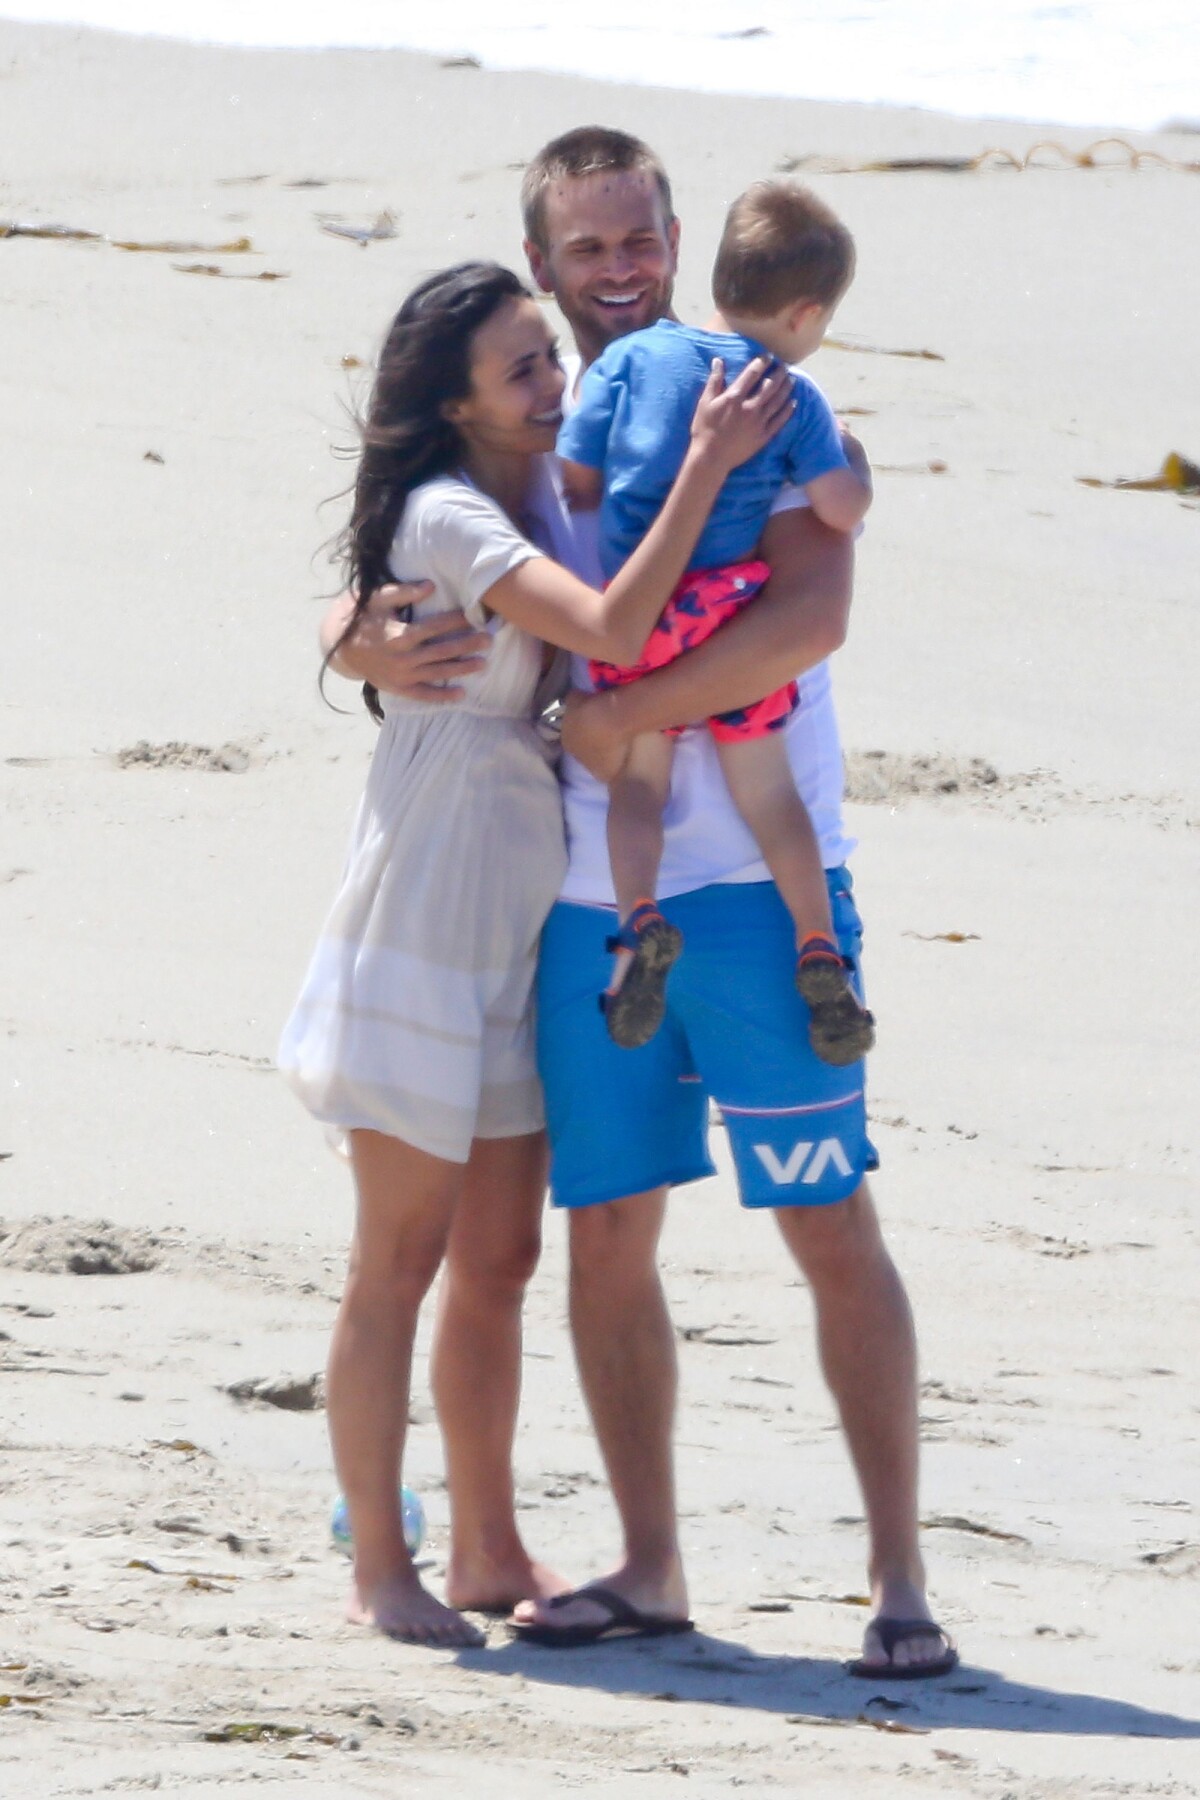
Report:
521,126,675,252
712,181,855,317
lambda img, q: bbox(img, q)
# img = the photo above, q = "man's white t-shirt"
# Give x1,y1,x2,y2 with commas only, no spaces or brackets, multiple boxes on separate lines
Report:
535,356,854,908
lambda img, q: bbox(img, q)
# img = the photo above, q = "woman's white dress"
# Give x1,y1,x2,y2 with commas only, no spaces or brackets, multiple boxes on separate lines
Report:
278,466,570,1164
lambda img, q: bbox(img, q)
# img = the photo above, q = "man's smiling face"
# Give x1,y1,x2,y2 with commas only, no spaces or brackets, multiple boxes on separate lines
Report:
525,167,679,366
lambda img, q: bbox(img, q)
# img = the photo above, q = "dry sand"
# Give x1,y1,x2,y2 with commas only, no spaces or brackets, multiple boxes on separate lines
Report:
1,20,1198,1796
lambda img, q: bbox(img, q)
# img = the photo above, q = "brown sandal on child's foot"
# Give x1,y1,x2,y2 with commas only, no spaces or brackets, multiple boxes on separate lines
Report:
796,935,876,1067
601,903,683,1050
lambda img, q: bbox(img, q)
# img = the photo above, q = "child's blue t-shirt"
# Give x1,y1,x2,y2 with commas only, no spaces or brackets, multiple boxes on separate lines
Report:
557,318,849,581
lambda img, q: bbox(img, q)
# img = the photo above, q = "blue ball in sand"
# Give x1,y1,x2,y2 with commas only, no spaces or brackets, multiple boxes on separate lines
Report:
330,1486,425,1557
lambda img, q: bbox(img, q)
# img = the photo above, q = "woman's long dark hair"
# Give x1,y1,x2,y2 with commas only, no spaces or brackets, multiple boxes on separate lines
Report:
328,261,531,719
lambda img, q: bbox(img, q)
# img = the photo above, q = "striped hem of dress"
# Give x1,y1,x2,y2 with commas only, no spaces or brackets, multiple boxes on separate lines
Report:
287,995,527,1048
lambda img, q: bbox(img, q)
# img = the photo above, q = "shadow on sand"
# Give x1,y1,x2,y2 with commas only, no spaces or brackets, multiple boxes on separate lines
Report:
457,1631,1199,1739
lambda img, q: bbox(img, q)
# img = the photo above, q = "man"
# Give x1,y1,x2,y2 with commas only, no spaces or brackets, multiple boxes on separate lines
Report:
325,128,954,1677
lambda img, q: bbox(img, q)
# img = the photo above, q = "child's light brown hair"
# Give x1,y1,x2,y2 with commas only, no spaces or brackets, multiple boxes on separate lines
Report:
712,180,855,318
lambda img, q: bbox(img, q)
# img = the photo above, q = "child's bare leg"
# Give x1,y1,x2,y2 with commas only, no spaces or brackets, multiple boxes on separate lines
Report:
715,733,833,945
716,734,875,1067
606,730,675,923
601,731,684,1049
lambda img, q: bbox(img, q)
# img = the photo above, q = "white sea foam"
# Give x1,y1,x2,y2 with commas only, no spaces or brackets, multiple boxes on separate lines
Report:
3,1,1197,131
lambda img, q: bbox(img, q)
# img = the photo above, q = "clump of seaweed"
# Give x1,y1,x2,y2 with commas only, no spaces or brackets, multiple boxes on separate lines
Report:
779,138,1200,177
172,263,288,280
1077,452,1200,495
825,337,944,361
1,222,256,252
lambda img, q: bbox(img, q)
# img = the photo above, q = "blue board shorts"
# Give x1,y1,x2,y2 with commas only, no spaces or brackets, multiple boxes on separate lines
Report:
536,871,878,1210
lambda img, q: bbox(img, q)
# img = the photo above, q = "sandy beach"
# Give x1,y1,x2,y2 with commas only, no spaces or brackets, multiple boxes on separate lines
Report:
1,19,1198,1794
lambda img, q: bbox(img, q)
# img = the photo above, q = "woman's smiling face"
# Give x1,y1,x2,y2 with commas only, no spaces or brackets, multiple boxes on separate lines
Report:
444,295,566,456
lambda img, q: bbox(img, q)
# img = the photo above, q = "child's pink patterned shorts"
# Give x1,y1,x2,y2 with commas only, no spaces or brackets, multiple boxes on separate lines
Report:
587,559,798,742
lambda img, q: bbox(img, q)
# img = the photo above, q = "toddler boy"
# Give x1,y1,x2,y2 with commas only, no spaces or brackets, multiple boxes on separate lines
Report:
557,180,875,1063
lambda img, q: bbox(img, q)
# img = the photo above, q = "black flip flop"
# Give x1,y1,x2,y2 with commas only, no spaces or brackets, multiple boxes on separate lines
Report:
509,1584,695,1649
847,1617,959,1680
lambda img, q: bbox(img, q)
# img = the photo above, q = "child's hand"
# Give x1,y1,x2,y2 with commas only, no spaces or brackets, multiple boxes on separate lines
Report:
838,423,873,490
560,459,604,513
688,356,794,473
560,688,631,784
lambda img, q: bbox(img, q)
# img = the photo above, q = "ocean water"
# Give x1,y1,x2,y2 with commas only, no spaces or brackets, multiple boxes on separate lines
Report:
3,1,1197,131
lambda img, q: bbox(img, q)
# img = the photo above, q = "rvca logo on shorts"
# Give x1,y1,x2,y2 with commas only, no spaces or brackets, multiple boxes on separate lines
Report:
752,1138,853,1186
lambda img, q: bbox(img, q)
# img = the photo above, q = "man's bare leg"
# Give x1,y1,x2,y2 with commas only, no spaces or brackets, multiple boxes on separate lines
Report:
510,1187,689,1631
432,1130,569,1611
329,1129,483,1647
774,1181,947,1671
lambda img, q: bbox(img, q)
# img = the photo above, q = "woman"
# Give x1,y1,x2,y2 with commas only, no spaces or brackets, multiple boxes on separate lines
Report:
279,262,790,1645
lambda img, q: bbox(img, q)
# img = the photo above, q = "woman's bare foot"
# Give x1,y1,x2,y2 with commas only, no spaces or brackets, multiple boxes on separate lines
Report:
347,1570,485,1647
445,1548,571,1615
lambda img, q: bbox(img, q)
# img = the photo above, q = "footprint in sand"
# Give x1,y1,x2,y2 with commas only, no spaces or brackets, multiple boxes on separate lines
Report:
113,740,253,772
0,1218,161,1275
